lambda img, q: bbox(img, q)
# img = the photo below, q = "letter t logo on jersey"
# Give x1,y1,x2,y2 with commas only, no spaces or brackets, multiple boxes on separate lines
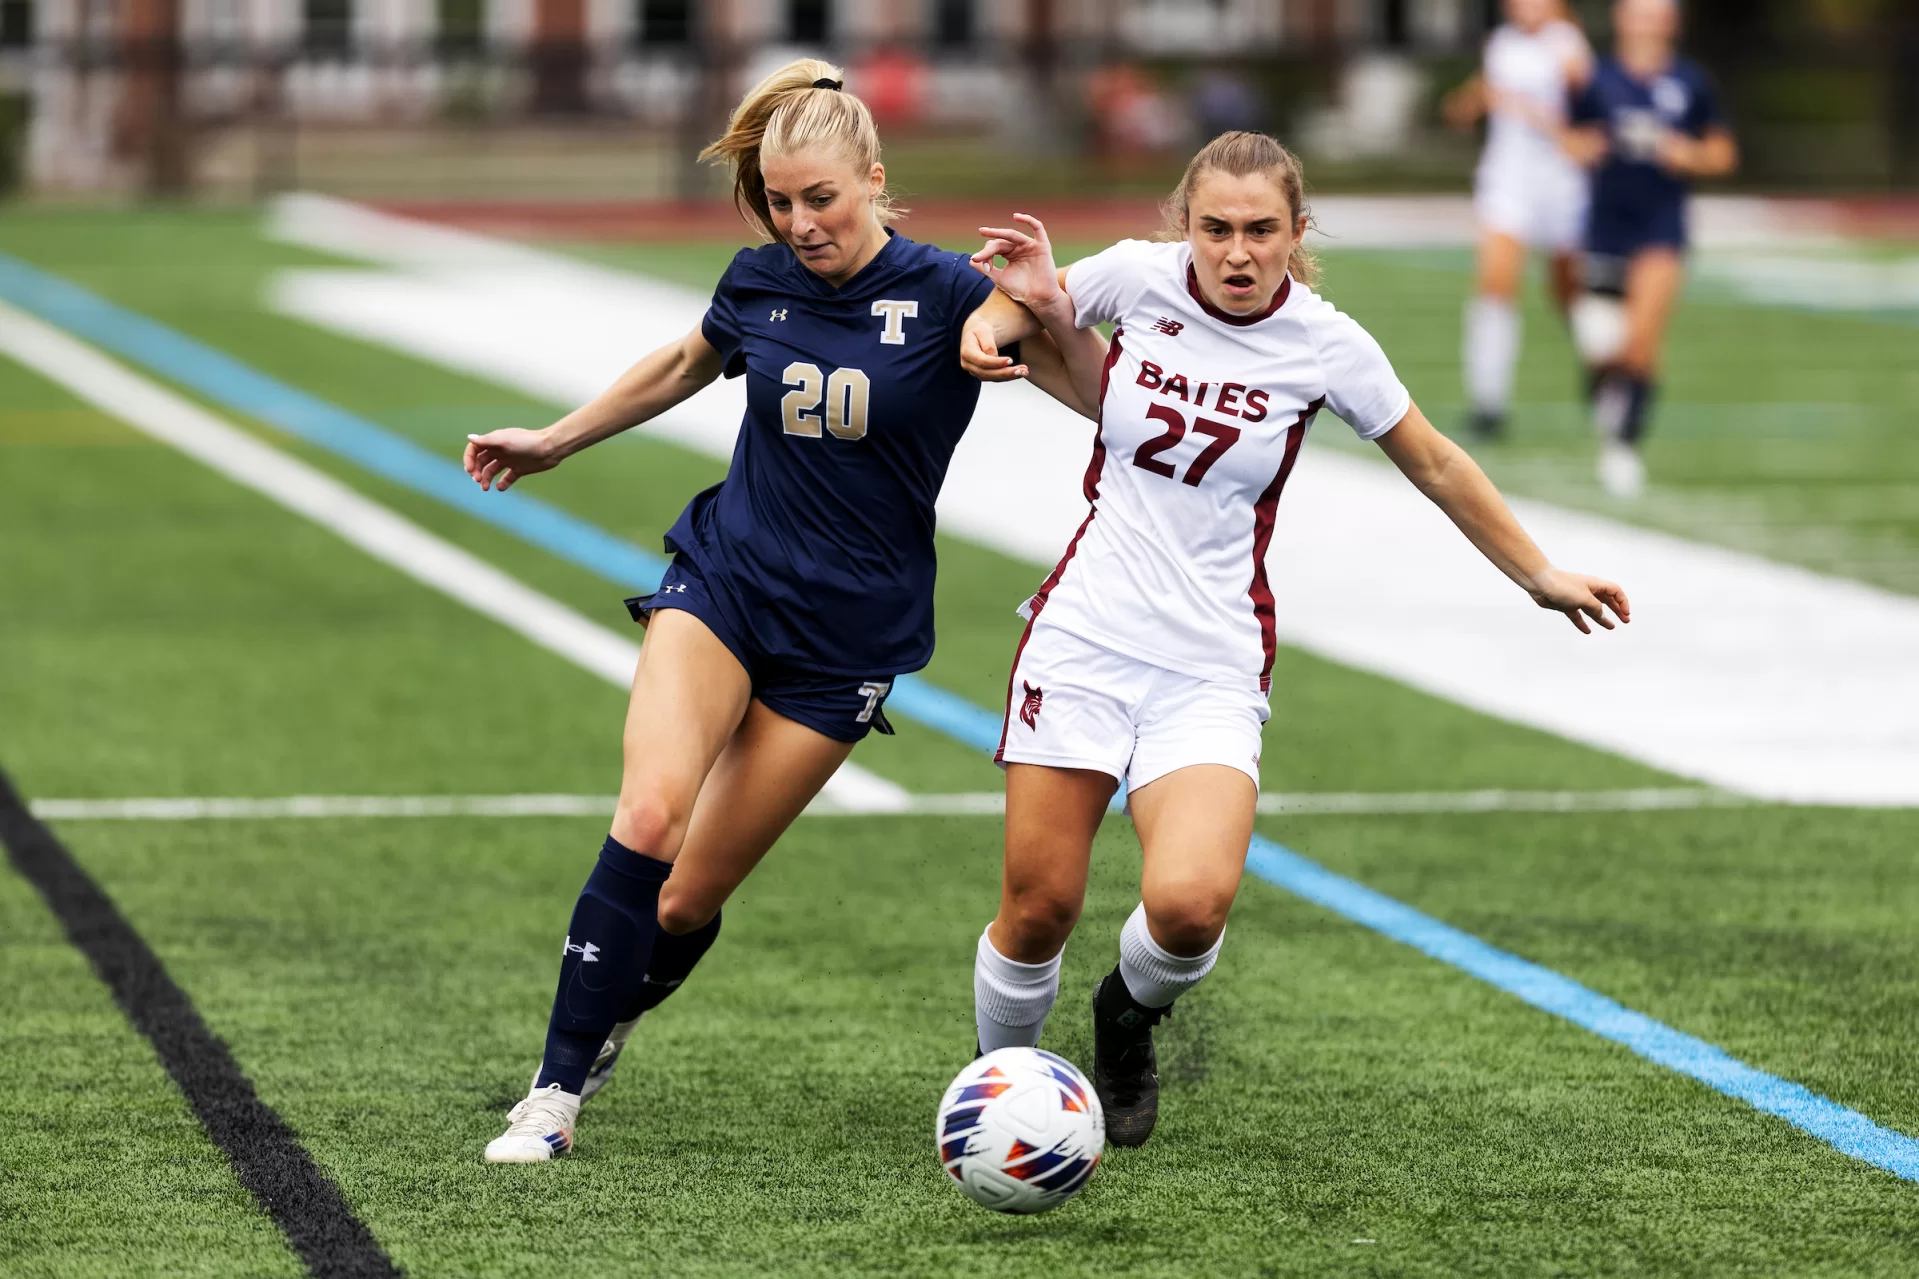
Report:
872,299,919,346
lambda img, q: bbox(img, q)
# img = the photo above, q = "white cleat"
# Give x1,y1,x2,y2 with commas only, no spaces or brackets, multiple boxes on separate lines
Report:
525,1017,641,1105
582,1017,640,1101
1598,440,1646,499
484,1082,580,1163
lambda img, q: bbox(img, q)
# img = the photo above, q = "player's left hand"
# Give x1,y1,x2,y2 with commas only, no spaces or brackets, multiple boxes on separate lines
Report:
1529,568,1631,634
1653,130,1699,174
971,214,1068,322
960,312,1030,383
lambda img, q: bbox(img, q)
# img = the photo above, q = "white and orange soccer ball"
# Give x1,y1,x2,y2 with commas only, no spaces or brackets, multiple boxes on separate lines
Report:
935,1047,1105,1214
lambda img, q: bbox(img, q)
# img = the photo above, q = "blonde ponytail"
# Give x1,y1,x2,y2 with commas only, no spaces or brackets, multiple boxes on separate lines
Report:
700,58,900,243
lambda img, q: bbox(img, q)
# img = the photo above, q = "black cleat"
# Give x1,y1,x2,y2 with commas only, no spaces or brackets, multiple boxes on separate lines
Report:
1466,409,1506,441
1091,966,1168,1147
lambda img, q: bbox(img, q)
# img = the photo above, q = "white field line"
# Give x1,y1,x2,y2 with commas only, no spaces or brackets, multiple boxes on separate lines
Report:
25,787,1807,824
0,299,907,814
261,194,1919,807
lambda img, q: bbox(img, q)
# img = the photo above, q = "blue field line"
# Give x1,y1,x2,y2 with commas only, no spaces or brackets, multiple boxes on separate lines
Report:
1244,836,1919,1182
5,249,1913,1184
0,251,1005,750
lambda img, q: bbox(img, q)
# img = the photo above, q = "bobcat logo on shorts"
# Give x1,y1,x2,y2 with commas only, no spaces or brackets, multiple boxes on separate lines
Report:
1018,682,1044,730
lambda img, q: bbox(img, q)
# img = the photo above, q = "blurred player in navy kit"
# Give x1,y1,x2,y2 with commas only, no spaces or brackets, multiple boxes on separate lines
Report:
460,57,1083,1164
1445,0,1593,441
1565,0,1738,497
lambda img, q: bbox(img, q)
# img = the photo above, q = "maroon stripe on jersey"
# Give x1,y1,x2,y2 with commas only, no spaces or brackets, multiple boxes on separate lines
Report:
1248,396,1322,693
1186,266,1291,327
995,330,1126,760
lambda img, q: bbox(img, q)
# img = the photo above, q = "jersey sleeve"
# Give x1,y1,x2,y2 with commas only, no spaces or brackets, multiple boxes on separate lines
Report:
1682,65,1722,136
700,250,753,379
1063,239,1162,330
1310,304,1411,441
946,251,998,323
1567,72,1605,127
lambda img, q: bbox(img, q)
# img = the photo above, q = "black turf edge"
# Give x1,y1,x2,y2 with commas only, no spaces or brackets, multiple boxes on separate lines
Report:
0,768,403,1279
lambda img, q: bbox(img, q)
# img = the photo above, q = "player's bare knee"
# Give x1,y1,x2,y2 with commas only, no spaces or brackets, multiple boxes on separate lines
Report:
656,882,715,936
1002,887,1080,957
610,792,680,860
1143,896,1228,957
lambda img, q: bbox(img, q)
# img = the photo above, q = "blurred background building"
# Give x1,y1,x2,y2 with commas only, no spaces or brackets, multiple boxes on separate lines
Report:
1,0,1914,200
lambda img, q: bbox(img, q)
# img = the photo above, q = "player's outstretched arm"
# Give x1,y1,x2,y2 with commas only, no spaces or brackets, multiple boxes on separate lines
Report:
1375,404,1631,634
464,323,723,491
1017,329,1104,421
970,214,1109,412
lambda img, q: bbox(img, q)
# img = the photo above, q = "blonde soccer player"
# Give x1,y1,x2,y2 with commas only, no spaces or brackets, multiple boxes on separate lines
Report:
465,60,1080,1164
958,131,1630,1145
1443,0,1594,440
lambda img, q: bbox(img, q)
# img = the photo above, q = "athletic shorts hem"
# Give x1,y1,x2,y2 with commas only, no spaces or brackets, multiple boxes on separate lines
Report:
1127,752,1261,794
994,745,1127,783
625,559,898,744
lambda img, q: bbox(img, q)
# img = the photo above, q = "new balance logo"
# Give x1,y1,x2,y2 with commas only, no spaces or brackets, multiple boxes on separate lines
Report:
562,936,601,963
1151,317,1184,337
1019,681,1044,730
770,308,789,321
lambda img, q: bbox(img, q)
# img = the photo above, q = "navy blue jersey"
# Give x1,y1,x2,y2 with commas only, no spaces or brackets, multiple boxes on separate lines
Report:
1570,55,1722,241
667,231,997,676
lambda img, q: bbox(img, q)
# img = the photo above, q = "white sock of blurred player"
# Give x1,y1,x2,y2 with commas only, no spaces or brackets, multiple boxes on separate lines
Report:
1116,904,1222,1008
973,928,1061,1052
1463,295,1521,430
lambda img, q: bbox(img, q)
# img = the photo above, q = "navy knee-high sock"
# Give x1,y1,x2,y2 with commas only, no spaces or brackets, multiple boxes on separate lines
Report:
622,911,723,1021
536,836,671,1095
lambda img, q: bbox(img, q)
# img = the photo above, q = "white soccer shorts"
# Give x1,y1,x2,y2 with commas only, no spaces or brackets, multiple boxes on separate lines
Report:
1474,163,1589,253
996,620,1270,792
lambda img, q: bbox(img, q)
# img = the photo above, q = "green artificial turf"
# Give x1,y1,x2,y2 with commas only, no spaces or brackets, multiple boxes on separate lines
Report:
2,210,1918,1277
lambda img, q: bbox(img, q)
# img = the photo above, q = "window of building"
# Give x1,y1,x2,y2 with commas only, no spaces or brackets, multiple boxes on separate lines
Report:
438,0,482,54
934,0,972,47
788,0,830,45
0,0,31,48
303,0,353,54
638,0,691,46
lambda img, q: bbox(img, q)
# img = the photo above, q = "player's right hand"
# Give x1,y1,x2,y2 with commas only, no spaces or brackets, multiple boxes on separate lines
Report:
464,427,559,492
959,313,1030,383
971,214,1065,318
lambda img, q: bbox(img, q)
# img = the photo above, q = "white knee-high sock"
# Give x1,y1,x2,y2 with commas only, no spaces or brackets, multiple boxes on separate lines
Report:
1464,295,1521,417
974,928,1062,1052
1117,904,1223,1009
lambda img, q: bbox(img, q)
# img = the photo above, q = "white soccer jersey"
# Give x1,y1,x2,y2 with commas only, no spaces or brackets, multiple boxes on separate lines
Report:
1023,239,1410,692
1480,19,1590,176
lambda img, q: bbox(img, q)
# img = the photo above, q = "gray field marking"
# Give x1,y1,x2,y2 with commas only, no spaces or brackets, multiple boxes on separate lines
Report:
25,787,1800,823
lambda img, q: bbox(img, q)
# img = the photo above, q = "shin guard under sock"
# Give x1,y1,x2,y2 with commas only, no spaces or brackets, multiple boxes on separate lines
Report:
622,910,723,1020
535,836,671,1095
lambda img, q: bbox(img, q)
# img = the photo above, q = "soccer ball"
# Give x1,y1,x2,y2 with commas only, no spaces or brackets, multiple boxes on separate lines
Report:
935,1047,1105,1214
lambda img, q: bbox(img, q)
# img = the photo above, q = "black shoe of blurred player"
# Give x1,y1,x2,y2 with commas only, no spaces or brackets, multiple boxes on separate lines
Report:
1091,966,1168,1148
1466,409,1505,441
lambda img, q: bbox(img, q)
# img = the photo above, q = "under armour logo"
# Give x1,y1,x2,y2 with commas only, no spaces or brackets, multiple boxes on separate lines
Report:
562,936,600,963
1151,317,1184,337
659,583,687,595
771,308,789,321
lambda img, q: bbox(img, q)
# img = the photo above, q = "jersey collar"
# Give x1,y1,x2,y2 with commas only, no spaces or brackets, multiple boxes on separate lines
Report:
1185,264,1291,326
792,226,903,298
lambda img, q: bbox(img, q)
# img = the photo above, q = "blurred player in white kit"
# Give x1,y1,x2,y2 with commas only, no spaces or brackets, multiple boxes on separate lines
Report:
1444,0,1594,440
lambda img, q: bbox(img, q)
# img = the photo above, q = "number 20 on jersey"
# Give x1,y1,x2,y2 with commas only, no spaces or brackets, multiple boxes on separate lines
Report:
782,362,870,441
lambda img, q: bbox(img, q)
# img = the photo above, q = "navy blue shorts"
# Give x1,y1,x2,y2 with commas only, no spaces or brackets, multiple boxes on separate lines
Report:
625,555,897,744
1586,198,1688,259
